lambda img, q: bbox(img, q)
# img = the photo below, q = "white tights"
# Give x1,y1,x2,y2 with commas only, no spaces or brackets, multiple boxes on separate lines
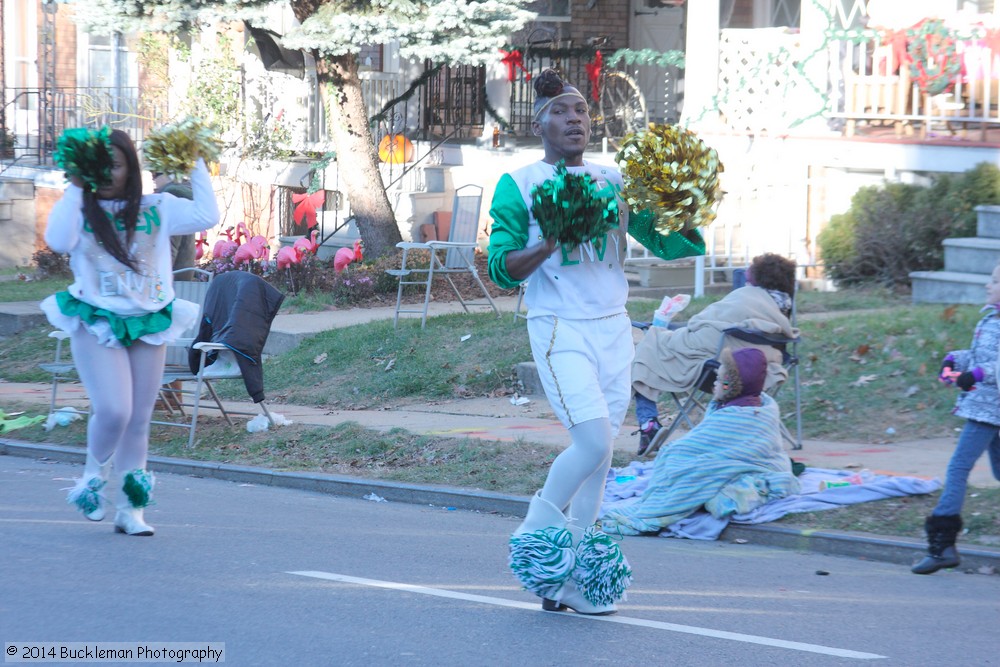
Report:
539,417,614,527
70,329,166,473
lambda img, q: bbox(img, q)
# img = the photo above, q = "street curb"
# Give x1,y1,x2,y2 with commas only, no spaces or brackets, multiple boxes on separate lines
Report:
0,439,529,516
4,438,999,573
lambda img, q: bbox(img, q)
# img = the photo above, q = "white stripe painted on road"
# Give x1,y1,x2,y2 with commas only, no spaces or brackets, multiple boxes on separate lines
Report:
288,571,887,660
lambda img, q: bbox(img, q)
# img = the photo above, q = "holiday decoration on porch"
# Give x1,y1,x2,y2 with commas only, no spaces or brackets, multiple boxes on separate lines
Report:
585,50,604,102
530,160,619,251
53,126,113,192
291,190,325,230
906,19,962,96
377,133,414,164
143,117,223,181
615,123,723,234
499,48,530,82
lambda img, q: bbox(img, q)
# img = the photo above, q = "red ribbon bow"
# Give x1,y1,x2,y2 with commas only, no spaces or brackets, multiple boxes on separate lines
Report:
499,49,530,83
585,50,603,102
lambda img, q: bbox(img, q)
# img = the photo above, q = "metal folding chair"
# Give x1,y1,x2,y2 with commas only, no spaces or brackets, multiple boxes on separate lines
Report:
642,300,803,457
388,184,499,328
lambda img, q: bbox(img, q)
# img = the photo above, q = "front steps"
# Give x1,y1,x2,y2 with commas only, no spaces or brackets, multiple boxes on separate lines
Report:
911,205,1000,304
0,177,37,268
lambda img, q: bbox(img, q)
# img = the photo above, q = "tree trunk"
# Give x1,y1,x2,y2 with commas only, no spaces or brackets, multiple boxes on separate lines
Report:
314,53,402,258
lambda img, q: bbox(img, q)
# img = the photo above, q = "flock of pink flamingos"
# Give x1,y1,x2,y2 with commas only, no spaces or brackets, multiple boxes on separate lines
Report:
197,222,363,273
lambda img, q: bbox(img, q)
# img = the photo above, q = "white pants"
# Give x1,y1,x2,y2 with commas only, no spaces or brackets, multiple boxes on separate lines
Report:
528,314,632,526
70,328,166,472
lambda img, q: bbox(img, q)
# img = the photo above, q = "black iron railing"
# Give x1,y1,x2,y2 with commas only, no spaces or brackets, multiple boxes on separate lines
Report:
1,86,167,165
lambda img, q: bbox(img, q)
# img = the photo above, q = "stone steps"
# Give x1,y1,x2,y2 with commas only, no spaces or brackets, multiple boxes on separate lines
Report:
911,205,1000,304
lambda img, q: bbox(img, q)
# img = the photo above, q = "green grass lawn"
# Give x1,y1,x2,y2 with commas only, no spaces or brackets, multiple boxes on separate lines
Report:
4,283,997,546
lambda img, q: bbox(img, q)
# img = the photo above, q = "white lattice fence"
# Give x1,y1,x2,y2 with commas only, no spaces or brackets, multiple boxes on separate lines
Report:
717,28,820,133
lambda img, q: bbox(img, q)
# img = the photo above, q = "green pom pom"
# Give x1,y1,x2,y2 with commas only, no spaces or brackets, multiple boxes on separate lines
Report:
508,526,576,599
144,117,223,181
122,469,154,508
67,477,106,515
530,160,619,251
53,127,113,191
572,526,632,606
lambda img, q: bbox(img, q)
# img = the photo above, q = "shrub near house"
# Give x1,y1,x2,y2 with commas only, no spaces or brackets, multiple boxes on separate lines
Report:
819,163,1000,287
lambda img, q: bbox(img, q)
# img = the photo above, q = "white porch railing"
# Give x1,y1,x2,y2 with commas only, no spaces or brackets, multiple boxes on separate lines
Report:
714,21,1000,140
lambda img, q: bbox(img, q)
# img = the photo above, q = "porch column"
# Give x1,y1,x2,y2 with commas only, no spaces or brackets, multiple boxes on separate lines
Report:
681,0,720,128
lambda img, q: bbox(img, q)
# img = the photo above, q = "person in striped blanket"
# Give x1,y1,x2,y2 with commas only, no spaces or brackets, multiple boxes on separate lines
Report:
602,346,800,536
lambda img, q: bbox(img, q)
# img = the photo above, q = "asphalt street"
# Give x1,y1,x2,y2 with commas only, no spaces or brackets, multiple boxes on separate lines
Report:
3,457,998,666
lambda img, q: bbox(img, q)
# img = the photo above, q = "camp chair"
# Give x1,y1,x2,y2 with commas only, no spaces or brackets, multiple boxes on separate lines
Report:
154,271,281,448
38,330,79,417
388,184,499,328
641,298,803,457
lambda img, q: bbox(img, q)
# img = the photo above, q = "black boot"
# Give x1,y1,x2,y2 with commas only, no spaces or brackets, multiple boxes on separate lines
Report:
911,514,962,575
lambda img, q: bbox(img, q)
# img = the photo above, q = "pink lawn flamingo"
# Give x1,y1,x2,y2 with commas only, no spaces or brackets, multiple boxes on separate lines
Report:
233,222,270,265
195,231,210,261
212,227,238,260
275,245,304,271
334,239,363,273
293,229,320,257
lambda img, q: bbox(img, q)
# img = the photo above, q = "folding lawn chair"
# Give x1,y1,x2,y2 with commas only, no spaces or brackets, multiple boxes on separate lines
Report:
387,184,499,329
641,296,803,457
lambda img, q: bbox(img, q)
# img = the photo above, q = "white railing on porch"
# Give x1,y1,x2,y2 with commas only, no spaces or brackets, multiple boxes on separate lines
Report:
715,21,1000,140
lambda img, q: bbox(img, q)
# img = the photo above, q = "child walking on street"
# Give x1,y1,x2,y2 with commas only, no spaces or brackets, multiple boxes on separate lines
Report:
41,128,220,536
915,260,1000,573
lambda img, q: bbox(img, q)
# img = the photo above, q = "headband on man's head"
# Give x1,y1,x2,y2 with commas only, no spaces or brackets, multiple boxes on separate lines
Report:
533,87,588,122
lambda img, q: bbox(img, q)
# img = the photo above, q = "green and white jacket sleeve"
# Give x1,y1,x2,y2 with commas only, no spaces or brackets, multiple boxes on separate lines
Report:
487,173,530,290
628,208,706,261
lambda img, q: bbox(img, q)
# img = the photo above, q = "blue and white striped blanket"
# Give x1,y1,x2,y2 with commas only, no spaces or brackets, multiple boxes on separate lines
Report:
601,395,801,536
601,462,943,541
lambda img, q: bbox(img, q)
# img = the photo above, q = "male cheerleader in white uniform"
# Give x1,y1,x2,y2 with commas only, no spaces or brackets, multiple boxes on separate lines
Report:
489,69,705,614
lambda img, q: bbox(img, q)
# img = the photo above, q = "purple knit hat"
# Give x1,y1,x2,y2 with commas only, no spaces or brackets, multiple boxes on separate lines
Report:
717,347,767,404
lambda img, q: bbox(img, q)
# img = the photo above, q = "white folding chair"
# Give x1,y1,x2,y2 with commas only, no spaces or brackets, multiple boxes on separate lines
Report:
38,330,79,416
387,184,500,328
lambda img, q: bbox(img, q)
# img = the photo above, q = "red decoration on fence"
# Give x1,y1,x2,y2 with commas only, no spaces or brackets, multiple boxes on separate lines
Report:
292,190,325,230
585,50,603,102
499,49,530,83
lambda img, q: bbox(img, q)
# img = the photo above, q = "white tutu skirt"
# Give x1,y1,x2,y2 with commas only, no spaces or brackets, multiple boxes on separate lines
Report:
40,295,199,349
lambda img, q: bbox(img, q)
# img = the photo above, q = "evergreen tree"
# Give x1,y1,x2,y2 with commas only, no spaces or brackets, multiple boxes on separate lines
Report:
70,0,535,257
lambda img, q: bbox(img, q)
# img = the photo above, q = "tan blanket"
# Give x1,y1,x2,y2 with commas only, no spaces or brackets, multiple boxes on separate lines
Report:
632,286,798,399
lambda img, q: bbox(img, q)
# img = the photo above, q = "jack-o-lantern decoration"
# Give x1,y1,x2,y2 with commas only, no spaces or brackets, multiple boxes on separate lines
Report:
378,134,414,164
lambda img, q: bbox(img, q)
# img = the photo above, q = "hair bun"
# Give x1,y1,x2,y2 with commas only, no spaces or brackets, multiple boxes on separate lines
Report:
534,69,565,98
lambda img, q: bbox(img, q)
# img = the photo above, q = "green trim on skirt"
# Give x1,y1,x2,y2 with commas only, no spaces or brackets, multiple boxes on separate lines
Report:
55,291,174,347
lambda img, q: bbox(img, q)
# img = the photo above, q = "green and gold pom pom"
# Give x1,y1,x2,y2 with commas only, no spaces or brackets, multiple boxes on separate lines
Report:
143,117,222,181
530,160,619,251
53,126,113,192
615,123,723,234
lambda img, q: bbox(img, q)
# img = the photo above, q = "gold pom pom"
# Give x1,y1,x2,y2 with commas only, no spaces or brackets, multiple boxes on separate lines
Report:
143,117,222,181
615,124,724,234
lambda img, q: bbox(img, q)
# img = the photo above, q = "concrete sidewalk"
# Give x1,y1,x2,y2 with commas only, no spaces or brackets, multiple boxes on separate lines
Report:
4,379,998,488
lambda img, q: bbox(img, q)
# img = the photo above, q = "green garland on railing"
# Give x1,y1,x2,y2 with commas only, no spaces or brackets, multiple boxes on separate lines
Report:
607,48,686,69
304,150,337,194
504,44,598,60
483,93,514,133
369,63,444,128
